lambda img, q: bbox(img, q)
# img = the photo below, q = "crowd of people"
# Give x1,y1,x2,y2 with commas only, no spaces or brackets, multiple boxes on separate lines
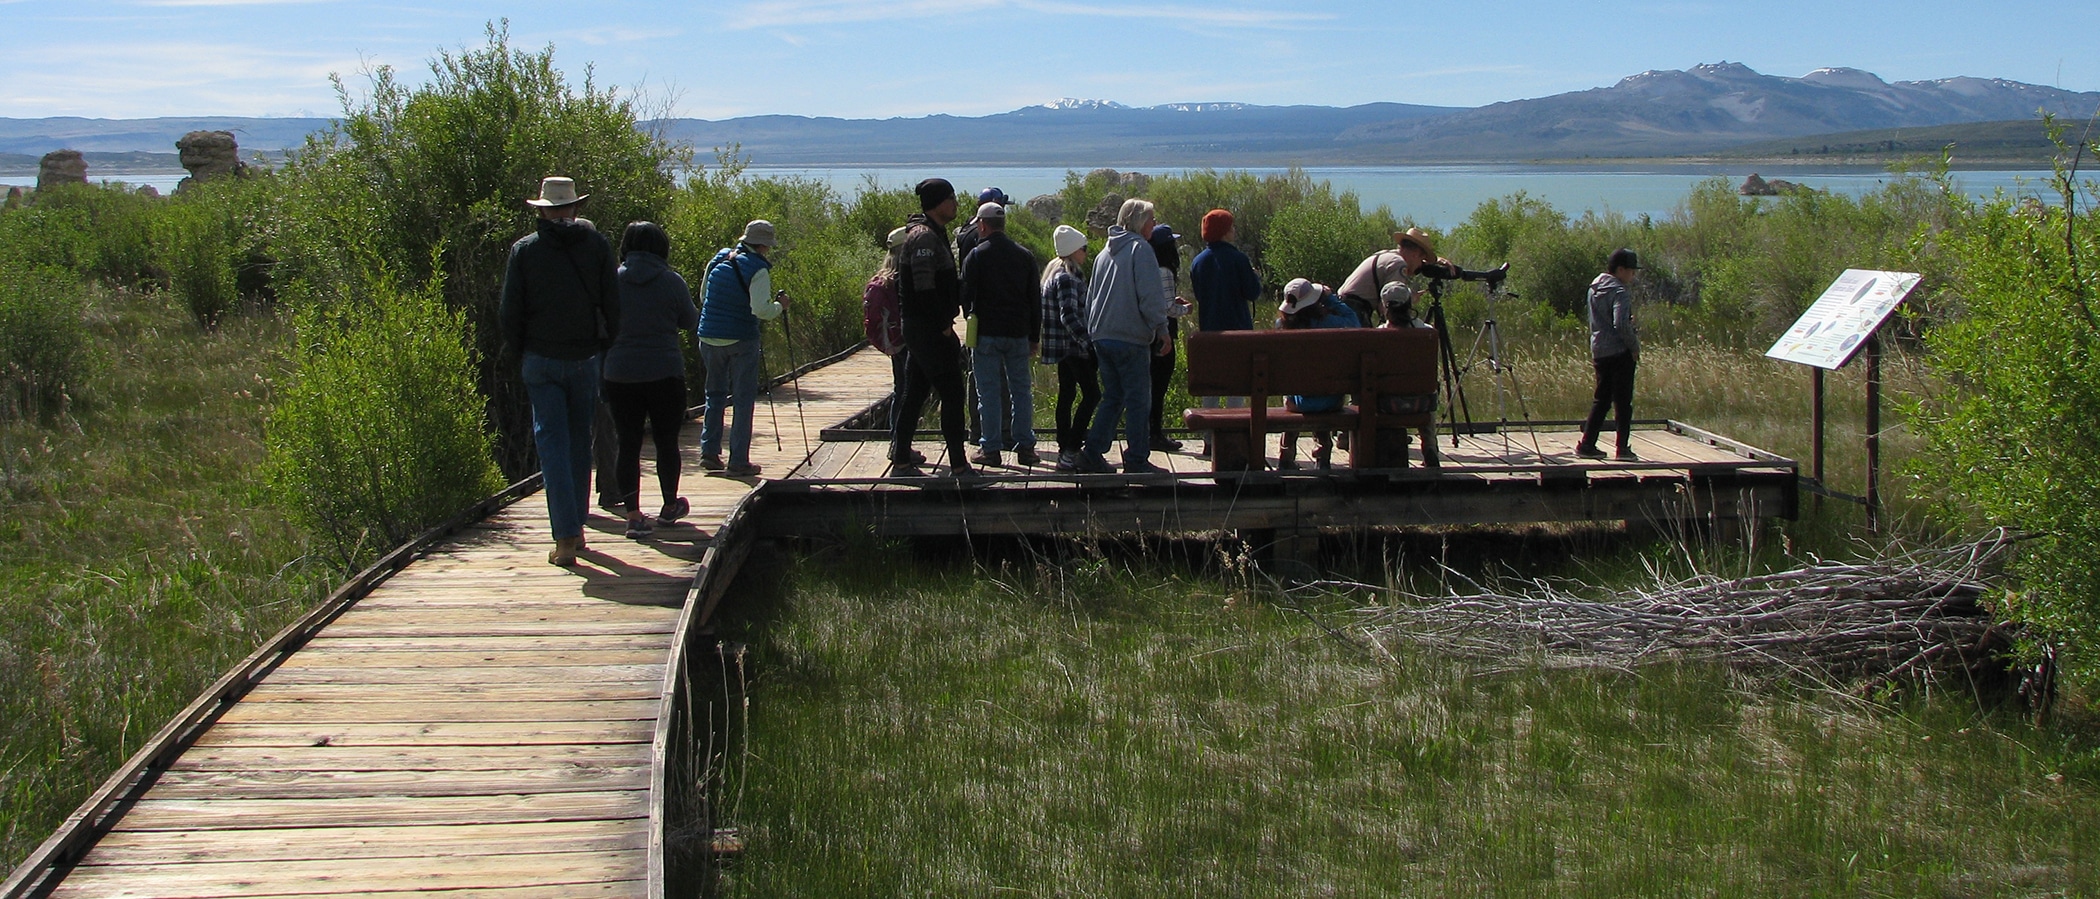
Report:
501,172,1645,562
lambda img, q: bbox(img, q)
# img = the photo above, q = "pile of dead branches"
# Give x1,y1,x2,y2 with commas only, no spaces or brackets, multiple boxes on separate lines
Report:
1333,530,2027,689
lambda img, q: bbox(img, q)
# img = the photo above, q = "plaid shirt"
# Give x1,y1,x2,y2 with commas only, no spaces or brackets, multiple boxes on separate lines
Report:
1039,267,1090,363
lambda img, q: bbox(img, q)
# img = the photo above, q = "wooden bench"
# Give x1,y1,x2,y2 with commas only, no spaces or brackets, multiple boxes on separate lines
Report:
1182,328,1440,471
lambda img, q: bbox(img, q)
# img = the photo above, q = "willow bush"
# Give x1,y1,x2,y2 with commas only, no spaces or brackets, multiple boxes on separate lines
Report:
264,265,502,566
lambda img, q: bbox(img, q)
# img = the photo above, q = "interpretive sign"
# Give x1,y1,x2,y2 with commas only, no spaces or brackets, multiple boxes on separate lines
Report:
1764,269,1922,370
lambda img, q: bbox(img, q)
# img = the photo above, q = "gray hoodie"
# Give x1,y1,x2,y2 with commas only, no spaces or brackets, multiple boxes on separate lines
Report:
1586,272,1637,360
1083,225,1170,348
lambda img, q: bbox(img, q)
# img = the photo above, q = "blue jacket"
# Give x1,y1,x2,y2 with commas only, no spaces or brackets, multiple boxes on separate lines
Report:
1083,225,1169,348
1190,240,1260,332
1287,293,1359,413
604,251,699,383
698,244,773,342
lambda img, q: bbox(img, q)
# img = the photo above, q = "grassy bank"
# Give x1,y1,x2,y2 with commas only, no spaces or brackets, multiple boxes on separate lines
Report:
0,286,328,870
711,539,2098,896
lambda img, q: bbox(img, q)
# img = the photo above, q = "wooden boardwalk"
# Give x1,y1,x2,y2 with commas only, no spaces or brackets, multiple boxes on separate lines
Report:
9,340,1793,897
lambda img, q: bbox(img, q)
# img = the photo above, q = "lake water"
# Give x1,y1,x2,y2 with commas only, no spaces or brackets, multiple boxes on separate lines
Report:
40,164,2057,228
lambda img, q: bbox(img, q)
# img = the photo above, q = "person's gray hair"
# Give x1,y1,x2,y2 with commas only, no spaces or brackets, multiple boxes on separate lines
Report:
1116,198,1155,233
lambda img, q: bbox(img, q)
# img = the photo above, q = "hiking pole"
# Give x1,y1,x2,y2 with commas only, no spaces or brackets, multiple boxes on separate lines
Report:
776,291,811,457
763,342,783,453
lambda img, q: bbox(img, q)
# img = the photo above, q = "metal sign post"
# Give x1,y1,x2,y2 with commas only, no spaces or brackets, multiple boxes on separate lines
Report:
1765,269,1921,532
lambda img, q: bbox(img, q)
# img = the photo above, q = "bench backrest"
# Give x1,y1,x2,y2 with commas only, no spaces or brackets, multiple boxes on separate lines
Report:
1184,327,1438,399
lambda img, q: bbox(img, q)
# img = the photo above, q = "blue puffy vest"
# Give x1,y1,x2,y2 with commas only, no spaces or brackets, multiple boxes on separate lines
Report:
697,246,771,341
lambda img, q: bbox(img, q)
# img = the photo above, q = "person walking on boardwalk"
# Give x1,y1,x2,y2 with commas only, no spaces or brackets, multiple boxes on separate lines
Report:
697,220,788,478
1079,198,1173,475
602,221,698,540
960,201,1041,467
889,178,976,478
1040,224,1096,472
1188,208,1260,412
1576,248,1642,461
499,176,619,567
1146,222,1193,452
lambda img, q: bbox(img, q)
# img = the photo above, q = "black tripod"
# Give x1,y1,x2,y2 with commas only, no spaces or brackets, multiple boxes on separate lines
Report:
1420,281,1475,447
1420,263,1536,454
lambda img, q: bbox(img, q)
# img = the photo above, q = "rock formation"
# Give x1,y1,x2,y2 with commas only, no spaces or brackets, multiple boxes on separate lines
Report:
1084,192,1125,233
1025,194,1063,223
175,130,248,193
37,150,88,190
1739,173,1805,196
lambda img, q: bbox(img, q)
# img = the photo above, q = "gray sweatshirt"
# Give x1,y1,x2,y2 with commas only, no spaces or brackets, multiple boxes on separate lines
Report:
1083,225,1170,347
1586,272,1637,359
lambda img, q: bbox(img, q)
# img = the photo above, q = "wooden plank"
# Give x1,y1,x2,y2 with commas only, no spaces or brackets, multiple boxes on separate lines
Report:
239,682,661,703
326,606,680,626
215,699,660,725
79,819,645,866
107,790,647,832
262,664,664,686
190,721,654,749
298,633,673,653
51,850,644,899
170,744,643,773
275,649,667,669
145,765,650,800
317,620,677,639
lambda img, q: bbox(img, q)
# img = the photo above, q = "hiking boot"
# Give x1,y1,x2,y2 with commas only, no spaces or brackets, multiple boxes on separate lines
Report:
1614,447,1640,462
1013,446,1040,467
700,454,726,471
1074,452,1115,474
1124,459,1170,476
1151,432,1184,452
547,536,581,567
970,448,1003,467
1574,443,1607,459
726,461,763,477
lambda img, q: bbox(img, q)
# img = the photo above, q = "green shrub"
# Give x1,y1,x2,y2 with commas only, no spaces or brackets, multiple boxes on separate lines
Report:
1261,190,1399,292
0,264,88,420
1910,138,2100,686
155,191,242,328
274,20,685,476
19,184,162,287
265,265,503,566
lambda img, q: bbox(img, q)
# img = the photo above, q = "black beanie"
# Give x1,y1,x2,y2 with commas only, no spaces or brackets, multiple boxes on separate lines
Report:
915,178,956,211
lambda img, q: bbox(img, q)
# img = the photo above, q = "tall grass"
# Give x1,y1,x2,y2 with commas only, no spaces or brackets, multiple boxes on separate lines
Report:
710,542,2098,896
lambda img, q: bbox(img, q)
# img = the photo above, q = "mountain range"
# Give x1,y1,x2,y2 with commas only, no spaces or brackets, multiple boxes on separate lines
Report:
2,63,2095,169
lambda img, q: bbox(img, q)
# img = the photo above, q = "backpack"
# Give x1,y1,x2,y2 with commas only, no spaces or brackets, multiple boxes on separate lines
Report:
862,272,905,355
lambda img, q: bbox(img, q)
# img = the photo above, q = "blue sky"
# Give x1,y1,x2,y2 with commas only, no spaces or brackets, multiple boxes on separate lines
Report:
3,1,2095,120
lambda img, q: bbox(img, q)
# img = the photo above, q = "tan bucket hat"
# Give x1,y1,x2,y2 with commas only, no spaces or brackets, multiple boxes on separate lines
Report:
1393,227,1436,256
527,176,587,208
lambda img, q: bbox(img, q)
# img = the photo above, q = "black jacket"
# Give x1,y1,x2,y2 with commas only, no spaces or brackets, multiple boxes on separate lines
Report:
898,212,961,327
961,230,1041,340
499,218,619,361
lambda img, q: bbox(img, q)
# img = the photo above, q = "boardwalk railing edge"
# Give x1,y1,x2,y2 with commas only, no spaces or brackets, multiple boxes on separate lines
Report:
1,472,546,899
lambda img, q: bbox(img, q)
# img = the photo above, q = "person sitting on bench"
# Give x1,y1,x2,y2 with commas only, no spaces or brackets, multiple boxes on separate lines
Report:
1274,278,1358,469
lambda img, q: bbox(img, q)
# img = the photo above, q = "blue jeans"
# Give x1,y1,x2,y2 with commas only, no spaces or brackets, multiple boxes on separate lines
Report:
522,353,601,540
1085,338,1152,467
972,336,1036,450
700,339,764,466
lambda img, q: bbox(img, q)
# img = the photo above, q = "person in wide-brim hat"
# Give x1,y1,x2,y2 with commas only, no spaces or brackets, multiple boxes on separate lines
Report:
527,176,589,208
1393,227,1436,257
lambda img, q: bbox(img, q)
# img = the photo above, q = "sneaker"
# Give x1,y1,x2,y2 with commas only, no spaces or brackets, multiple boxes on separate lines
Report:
700,455,726,471
970,448,1003,467
624,516,654,540
1054,450,1078,472
1574,444,1607,459
1074,452,1116,474
1124,459,1170,476
658,496,690,523
1014,446,1040,467
726,461,763,477
1614,447,1640,461
950,462,982,480
889,462,926,478
1276,458,1301,471
1151,432,1184,452
901,449,928,466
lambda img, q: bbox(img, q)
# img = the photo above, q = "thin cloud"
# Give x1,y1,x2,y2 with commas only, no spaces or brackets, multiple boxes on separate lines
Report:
725,0,1327,30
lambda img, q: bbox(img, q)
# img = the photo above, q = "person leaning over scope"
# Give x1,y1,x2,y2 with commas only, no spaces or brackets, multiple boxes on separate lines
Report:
1338,226,1454,326
1576,248,1642,461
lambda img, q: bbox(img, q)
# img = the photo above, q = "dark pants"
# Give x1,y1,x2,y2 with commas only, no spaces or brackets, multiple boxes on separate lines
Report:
1580,351,1637,451
604,376,686,513
1148,327,1177,437
891,321,969,463
887,351,908,432
1056,354,1100,455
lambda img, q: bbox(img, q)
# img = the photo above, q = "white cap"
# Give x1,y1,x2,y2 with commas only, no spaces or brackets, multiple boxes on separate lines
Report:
1282,278,1324,314
1053,224,1087,258
886,226,909,249
972,201,1005,222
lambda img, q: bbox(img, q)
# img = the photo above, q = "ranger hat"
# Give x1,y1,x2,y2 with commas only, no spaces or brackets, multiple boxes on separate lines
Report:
527,176,587,207
1394,227,1436,256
